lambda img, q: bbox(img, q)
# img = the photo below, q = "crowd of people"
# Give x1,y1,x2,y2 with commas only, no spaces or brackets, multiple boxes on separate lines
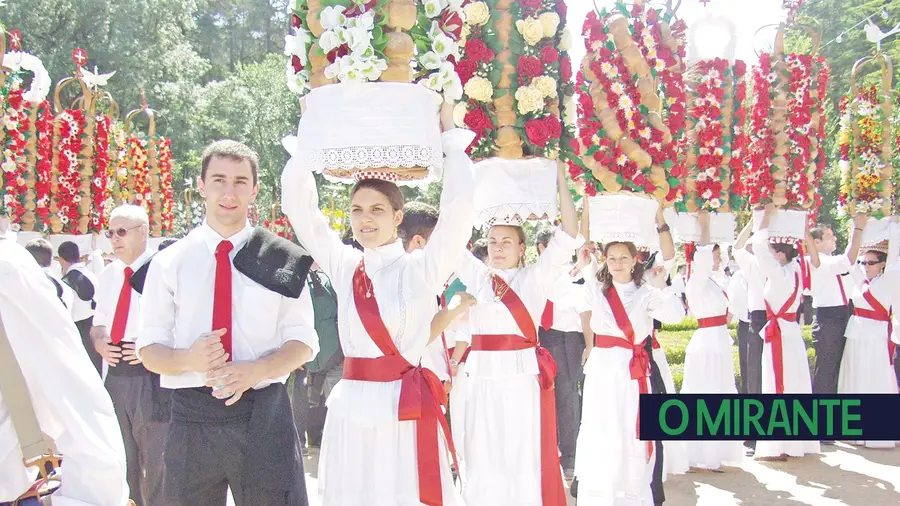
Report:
2,125,899,506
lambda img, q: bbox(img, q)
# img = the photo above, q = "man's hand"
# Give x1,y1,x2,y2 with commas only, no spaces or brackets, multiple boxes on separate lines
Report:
120,343,142,365
185,329,229,373
206,360,264,406
854,213,869,230
94,337,122,366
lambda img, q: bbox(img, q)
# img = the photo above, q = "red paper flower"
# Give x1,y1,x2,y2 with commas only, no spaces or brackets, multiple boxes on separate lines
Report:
517,56,543,79
456,59,477,84
441,10,464,40
464,39,493,63
559,56,572,81
525,118,551,147
540,46,559,64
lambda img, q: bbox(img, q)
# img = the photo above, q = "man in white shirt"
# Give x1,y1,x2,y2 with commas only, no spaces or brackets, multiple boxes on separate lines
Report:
535,226,586,480
58,241,102,375
726,268,751,393
136,140,319,506
91,204,169,506
0,236,130,506
807,219,865,402
24,238,75,312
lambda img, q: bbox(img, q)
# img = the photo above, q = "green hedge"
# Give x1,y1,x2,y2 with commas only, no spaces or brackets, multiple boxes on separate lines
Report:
657,323,815,391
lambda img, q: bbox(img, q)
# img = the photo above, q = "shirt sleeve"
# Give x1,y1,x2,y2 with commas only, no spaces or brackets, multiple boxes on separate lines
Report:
280,140,357,281
135,257,176,355
0,245,130,506
92,269,115,330
536,228,585,299
749,229,792,290
417,129,477,294
685,244,714,295
646,285,687,324
276,284,321,360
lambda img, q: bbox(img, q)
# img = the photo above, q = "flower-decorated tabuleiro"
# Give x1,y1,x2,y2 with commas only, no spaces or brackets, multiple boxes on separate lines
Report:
744,21,829,213
285,0,463,99
570,1,687,205
837,50,894,219
454,0,576,228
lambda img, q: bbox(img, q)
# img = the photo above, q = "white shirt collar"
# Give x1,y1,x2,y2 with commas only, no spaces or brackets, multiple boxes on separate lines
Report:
362,238,405,272
120,248,155,270
197,220,254,255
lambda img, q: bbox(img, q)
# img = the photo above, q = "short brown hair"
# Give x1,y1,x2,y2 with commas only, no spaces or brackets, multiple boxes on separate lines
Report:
25,238,53,268
398,201,439,249
201,140,259,185
809,223,831,241
350,179,405,211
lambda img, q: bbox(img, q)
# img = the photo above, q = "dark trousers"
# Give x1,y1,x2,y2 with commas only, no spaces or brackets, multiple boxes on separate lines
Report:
106,366,169,506
290,369,308,448
75,317,102,375
811,306,851,395
539,328,586,470
646,337,667,505
796,296,813,325
894,346,900,391
162,385,308,506
736,320,751,394
747,311,767,395
0,498,41,506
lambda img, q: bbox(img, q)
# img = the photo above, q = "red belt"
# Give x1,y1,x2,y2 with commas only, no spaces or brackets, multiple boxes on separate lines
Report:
470,334,563,500
854,307,897,366
764,312,796,394
697,315,728,328
343,356,457,505
593,334,654,460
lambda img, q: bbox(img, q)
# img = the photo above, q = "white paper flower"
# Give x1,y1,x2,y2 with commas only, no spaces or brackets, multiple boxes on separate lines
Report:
420,51,443,70
559,27,572,51
432,32,456,58
286,64,308,94
424,0,446,18
320,6,347,30
346,26,373,55
284,29,311,65
355,11,376,30
453,101,468,127
319,30,342,53
439,62,462,101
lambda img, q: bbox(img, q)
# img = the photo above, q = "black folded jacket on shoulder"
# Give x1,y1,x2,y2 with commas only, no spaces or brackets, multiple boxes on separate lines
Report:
232,227,314,299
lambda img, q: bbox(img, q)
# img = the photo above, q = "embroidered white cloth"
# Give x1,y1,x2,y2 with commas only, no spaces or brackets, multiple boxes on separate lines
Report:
588,194,660,248
472,157,559,229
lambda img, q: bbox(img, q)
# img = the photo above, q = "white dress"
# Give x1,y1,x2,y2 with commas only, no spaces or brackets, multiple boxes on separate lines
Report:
750,229,821,459
642,255,689,477
681,245,744,469
573,275,686,506
454,228,582,506
280,129,476,506
447,322,471,469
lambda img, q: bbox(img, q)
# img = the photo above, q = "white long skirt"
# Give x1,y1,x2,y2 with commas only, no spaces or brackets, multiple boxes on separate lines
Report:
681,327,744,469
318,382,462,506
651,345,690,477
755,321,821,458
838,318,898,449
462,373,543,506
449,361,470,471
575,347,657,506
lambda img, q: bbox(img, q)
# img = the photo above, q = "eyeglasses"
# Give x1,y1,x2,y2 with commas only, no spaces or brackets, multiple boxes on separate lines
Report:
104,224,143,238
857,260,884,266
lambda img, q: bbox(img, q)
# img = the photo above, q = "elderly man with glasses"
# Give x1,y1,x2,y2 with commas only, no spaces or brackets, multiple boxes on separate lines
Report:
91,204,170,506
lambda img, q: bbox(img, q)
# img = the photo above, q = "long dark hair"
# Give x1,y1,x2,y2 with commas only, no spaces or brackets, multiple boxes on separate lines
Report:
597,241,645,295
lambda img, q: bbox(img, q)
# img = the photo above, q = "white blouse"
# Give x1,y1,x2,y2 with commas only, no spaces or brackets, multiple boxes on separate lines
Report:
684,244,729,319
454,228,584,378
279,128,477,424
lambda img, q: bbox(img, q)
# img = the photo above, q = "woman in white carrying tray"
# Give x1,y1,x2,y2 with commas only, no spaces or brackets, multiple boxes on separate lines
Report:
572,213,686,506
836,215,899,448
744,204,820,461
680,211,743,470
452,160,580,506
280,102,474,506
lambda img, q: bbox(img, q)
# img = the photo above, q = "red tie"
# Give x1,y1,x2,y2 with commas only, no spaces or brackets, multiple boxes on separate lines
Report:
109,267,133,345
213,241,234,361
540,300,554,330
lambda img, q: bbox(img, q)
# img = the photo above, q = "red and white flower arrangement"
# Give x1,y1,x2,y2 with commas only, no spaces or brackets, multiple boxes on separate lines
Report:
34,102,54,231
838,85,891,218
157,137,175,233
570,3,686,202
90,115,111,232
54,109,85,233
454,0,574,161
1,83,30,224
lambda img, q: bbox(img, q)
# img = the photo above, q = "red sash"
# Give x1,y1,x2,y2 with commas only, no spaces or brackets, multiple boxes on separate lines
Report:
601,284,655,461
697,315,728,328
347,260,458,506
856,289,896,366
471,273,567,506
764,272,800,394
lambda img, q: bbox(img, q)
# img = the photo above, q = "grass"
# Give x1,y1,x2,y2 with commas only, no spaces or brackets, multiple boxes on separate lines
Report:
657,319,815,391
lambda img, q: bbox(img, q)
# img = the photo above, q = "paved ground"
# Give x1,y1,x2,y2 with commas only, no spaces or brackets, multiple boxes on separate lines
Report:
264,442,898,506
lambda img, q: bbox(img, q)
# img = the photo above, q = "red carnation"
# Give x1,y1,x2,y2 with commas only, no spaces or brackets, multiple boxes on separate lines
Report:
522,0,542,11
465,39,493,63
465,107,493,133
544,115,562,139
456,59,477,84
291,14,303,29
556,0,568,19
526,118,551,147
291,55,305,73
518,56,543,79
559,56,572,81
540,46,559,64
